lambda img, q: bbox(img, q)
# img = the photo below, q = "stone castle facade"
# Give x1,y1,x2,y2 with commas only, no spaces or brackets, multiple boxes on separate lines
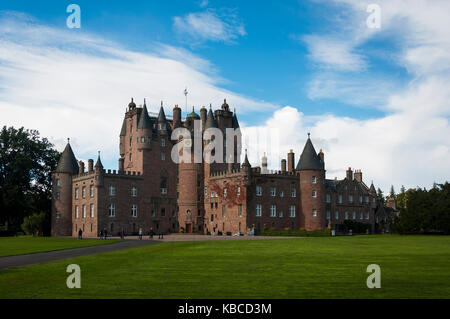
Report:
51,98,386,237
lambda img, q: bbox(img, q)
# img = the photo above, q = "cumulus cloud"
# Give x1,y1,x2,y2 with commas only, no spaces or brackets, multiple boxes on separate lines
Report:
173,9,246,44
0,12,274,167
253,0,450,193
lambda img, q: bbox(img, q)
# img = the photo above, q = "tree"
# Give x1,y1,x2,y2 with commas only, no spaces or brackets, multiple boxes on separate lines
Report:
0,126,60,234
377,188,385,205
21,212,46,236
397,185,407,209
390,185,395,197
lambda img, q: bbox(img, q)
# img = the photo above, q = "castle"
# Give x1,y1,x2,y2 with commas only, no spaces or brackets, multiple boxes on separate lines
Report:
51,98,388,237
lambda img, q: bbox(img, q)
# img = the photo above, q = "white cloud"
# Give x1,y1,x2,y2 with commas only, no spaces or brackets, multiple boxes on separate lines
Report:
0,13,274,167
243,0,450,193
173,9,246,44
303,35,367,71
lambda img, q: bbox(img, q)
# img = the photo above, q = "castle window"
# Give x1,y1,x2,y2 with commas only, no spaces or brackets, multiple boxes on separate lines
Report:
238,205,242,217
352,212,356,220
75,188,79,199
56,211,61,219
359,195,363,204
335,211,339,220
373,198,376,204
82,205,86,218
222,206,226,217
326,193,331,203
270,187,276,197
270,205,276,217
82,187,86,198
223,188,227,198
172,211,176,218
90,185,94,197
108,204,115,217
312,176,316,184
256,204,262,217
211,214,214,222
237,186,241,196
161,152,165,161
312,190,317,198
280,190,284,197
344,211,349,219
152,210,156,217
56,179,60,187
129,153,132,162
360,212,363,220
291,188,296,198
349,195,353,203
338,194,342,204
140,137,145,143
159,123,166,130
90,204,94,218
75,206,79,219
161,138,165,147
326,210,331,220
160,177,167,195
109,185,116,196
56,192,60,200
161,188,167,195
289,206,296,218
376,216,379,223
210,202,213,209
365,196,369,204
204,187,207,196
211,191,214,198
312,209,317,217
215,202,218,209
366,211,370,220
129,137,132,147
131,186,137,197
279,211,283,218
256,186,262,196
131,205,137,218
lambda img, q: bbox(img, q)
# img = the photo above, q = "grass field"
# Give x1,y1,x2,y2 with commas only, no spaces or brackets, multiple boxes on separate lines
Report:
0,236,116,257
0,235,449,299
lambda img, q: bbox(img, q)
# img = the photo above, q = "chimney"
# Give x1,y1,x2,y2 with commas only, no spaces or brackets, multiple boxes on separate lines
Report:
172,105,181,128
281,159,286,173
346,167,353,180
78,161,85,174
118,158,124,172
287,150,295,173
318,149,324,164
88,159,94,172
262,152,268,173
354,169,362,182
200,106,207,129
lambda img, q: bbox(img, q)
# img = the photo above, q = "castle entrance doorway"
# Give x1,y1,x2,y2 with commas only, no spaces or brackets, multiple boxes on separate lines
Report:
185,223,192,233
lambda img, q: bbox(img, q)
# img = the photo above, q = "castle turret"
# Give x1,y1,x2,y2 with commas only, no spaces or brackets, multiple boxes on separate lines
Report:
297,134,326,231
261,152,268,174
157,102,168,134
200,106,207,129
137,100,152,150
94,151,104,187
52,140,79,236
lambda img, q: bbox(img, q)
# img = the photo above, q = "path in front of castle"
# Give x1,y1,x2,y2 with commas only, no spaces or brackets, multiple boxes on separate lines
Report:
0,235,291,270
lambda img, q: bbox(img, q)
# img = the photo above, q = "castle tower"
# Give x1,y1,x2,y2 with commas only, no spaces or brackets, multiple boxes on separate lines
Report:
51,140,79,236
137,101,152,151
297,134,326,231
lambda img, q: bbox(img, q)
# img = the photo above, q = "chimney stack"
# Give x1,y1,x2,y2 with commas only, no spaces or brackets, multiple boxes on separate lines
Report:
287,150,295,173
281,159,286,173
78,161,85,174
118,158,124,172
88,159,94,172
346,167,353,180
354,169,362,182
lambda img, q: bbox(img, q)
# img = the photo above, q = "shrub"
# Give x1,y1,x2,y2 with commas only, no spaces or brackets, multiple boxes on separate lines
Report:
21,212,46,236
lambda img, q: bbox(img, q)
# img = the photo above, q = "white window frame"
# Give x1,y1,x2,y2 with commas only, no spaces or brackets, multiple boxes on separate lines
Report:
90,185,94,197
131,205,137,218
312,176,316,184
90,204,94,218
256,204,262,217
326,210,331,220
75,188,79,199
270,205,277,217
131,186,137,197
352,211,356,220
335,211,339,220
237,186,241,196
289,205,296,218
312,209,317,217
256,186,262,196
291,188,296,198
270,187,276,197
75,206,79,219
109,185,115,196
326,193,331,203
338,194,342,204
109,204,115,217
312,190,317,198
82,205,86,218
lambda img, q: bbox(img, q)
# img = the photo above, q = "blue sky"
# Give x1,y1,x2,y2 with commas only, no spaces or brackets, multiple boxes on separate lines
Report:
0,0,449,193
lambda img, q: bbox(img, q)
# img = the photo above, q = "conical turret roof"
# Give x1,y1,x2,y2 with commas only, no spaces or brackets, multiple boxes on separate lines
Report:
137,103,152,129
243,150,251,167
232,109,240,129
95,152,103,168
296,135,324,170
55,141,79,174
157,103,167,123
205,107,218,129
120,118,127,136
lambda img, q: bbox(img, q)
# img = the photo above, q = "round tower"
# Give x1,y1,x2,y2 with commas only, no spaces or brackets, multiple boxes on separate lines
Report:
52,140,79,236
178,143,199,233
297,134,326,231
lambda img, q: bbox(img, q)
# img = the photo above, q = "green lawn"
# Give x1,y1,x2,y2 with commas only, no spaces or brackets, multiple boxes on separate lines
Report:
0,236,116,257
0,235,449,298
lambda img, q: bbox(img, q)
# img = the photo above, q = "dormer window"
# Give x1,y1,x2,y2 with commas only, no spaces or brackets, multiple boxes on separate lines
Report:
159,123,166,130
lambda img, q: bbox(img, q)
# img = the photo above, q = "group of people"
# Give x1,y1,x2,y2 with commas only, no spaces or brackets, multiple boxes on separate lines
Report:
85,227,165,240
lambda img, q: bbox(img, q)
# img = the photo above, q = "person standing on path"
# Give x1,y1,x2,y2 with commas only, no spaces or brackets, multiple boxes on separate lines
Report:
120,228,125,240
139,227,143,240
78,229,83,240
103,228,108,240
149,227,154,239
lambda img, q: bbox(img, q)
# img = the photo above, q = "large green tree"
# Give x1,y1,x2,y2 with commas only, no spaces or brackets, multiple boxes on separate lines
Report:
0,126,60,234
